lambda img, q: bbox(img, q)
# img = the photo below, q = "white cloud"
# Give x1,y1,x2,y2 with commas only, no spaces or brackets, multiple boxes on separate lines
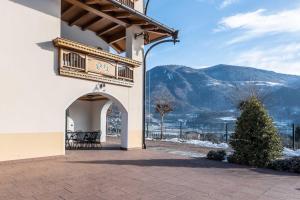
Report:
219,0,239,9
195,0,239,9
217,7,300,44
232,43,300,75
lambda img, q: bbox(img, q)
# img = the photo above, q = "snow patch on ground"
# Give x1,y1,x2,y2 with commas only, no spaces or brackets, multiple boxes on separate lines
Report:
161,138,229,149
168,150,206,158
150,147,206,158
219,116,236,121
147,138,300,158
283,148,300,157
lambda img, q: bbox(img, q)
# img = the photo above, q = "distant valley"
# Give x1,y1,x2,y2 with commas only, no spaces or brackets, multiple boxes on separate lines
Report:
146,64,300,123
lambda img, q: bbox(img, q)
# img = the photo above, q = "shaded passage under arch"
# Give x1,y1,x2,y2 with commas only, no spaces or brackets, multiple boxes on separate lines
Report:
65,93,128,149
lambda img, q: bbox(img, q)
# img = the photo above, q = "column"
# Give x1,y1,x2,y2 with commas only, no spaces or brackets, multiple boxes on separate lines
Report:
123,24,144,149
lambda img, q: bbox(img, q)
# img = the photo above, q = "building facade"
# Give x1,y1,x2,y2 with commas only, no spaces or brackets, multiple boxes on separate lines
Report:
0,0,176,161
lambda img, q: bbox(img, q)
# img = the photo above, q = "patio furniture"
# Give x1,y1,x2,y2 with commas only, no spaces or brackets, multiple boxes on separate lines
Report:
66,131,102,149
72,132,87,149
87,131,102,149
66,131,75,149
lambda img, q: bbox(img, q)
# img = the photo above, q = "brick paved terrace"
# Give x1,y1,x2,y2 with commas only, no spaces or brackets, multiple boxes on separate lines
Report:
0,145,300,200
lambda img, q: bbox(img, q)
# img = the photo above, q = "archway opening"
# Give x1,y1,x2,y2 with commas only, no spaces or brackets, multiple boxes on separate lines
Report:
65,93,127,150
106,104,123,147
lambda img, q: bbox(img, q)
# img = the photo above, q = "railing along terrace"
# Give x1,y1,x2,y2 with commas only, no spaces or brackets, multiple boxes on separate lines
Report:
117,0,134,8
62,50,134,82
118,65,134,81
54,38,140,87
62,51,86,71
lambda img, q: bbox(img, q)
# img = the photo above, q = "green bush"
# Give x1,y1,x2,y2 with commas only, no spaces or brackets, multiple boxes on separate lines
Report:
227,154,238,164
268,158,300,173
230,97,283,167
207,150,226,161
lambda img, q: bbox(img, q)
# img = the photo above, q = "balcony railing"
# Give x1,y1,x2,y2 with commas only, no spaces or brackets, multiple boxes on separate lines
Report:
53,38,141,87
117,0,134,8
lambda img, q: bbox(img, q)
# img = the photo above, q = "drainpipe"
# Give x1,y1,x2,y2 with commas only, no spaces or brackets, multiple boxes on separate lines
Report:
142,33,180,149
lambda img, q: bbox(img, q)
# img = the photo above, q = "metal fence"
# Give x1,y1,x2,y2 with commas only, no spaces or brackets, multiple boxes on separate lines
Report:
145,121,300,150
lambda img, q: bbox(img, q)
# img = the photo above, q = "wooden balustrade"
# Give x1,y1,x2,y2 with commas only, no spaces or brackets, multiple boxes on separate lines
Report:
118,65,134,81
54,38,140,87
62,51,86,71
61,49,134,83
117,0,134,8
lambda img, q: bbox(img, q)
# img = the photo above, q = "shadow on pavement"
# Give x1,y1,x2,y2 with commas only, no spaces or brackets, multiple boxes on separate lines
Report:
68,157,299,177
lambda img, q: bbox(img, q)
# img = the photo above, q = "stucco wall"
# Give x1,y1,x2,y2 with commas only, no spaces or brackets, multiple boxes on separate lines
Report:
68,100,92,132
0,0,144,161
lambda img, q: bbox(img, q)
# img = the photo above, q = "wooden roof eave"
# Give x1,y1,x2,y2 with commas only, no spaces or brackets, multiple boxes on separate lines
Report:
63,0,129,27
105,0,176,35
61,0,178,52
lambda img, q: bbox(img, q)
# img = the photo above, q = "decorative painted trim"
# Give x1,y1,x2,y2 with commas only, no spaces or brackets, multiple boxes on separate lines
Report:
60,67,134,87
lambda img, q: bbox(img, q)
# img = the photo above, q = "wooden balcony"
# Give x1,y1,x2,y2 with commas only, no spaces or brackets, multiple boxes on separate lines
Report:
117,0,134,8
53,38,140,87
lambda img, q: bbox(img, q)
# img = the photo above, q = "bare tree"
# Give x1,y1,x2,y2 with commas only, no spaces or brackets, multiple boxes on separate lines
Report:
155,95,174,139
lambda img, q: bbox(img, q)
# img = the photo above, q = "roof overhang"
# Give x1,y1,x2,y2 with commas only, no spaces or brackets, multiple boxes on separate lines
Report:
61,0,177,53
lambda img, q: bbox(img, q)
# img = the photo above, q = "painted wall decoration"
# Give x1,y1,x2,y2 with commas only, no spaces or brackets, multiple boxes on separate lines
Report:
88,56,116,77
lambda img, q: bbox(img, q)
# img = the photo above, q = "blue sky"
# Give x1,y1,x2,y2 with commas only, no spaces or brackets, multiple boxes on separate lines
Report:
146,0,300,75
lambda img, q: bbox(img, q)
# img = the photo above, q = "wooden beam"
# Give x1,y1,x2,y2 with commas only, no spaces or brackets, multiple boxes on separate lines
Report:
81,16,103,30
85,0,99,4
64,0,128,27
146,30,169,36
115,12,131,19
85,0,119,11
62,5,76,18
79,96,108,101
106,30,126,44
141,24,157,30
111,43,123,54
130,20,148,25
69,10,89,26
97,24,121,36
100,5,119,12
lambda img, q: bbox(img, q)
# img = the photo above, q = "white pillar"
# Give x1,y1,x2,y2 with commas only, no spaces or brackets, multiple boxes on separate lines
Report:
99,101,112,142
123,24,144,149
121,111,128,148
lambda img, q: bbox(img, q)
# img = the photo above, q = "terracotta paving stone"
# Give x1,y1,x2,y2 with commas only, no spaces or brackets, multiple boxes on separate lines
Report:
0,148,299,200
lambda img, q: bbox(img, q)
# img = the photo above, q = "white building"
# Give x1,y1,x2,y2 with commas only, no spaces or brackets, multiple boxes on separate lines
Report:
0,0,176,161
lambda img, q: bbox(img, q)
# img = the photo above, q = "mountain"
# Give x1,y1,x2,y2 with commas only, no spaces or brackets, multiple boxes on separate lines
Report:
146,64,300,122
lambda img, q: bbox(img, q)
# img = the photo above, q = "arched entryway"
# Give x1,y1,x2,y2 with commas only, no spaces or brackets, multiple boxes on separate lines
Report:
65,92,128,149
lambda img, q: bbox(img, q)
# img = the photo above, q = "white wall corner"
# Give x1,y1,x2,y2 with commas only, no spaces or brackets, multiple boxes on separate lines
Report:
126,25,145,62
134,0,144,13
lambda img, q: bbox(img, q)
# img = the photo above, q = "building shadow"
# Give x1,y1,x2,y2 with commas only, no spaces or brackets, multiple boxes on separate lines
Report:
36,41,59,75
9,0,60,18
66,146,123,151
69,157,300,177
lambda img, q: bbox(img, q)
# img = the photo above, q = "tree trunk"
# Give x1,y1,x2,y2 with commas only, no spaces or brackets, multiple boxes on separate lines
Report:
160,115,164,140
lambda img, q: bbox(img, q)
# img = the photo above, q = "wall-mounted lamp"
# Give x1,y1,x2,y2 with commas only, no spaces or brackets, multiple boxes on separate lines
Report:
134,32,150,43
